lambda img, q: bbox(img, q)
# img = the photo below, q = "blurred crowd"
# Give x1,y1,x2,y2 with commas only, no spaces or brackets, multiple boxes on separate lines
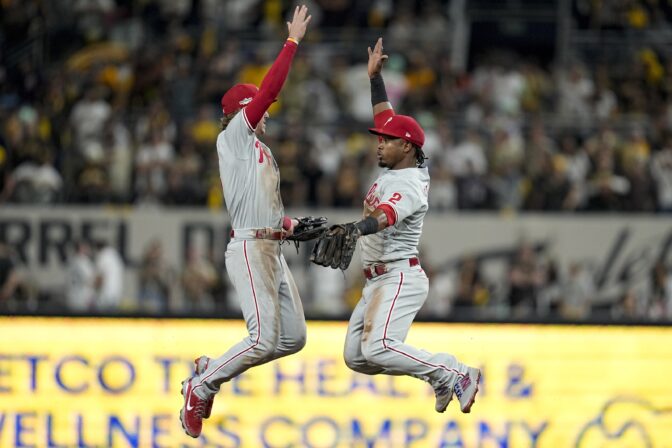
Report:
2,0,672,212
1,0,671,321
1,234,670,322
419,241,672,323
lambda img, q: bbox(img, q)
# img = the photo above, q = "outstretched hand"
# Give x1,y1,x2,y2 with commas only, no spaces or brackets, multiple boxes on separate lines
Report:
287,5,312,42
368,37,389,79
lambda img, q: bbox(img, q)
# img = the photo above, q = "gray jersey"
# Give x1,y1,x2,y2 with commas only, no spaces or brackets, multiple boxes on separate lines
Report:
359,167,430,265
216,110,284,229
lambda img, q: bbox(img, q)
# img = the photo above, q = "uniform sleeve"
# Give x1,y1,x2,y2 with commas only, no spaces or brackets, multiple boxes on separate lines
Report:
243,40,298,129
377,178,427,226
221,112,255,160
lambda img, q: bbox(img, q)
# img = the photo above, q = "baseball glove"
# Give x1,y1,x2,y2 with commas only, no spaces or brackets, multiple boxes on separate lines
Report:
310,222,361,270
286,216,329,242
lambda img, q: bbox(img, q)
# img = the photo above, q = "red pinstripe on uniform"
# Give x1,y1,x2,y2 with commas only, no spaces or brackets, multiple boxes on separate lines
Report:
382,272,464,378
195,240,261,390
242,108,254,132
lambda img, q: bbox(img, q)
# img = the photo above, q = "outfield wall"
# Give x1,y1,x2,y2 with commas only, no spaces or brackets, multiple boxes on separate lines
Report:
1,207,671,305
0,318,670,447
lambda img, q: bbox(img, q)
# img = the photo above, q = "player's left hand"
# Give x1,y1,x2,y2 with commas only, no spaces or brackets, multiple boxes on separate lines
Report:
286,216,328,242
368,37,388,79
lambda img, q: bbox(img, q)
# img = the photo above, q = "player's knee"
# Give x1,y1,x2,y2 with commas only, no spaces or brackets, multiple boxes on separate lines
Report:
343,351,366,372
286,331,307,355
361,340,387,366
252,336,278,361
345,350,385,375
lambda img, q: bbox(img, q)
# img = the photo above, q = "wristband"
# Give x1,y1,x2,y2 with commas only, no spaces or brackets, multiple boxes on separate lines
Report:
370,73,388,106
355,216,379,236
287,37,299,45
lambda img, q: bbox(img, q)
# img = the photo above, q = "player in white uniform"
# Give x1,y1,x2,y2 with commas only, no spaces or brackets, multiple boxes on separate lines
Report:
179,6,312,438
341,39,481,414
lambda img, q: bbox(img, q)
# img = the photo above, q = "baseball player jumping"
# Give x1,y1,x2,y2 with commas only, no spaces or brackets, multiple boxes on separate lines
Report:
313,38,481,414
179,6,312,438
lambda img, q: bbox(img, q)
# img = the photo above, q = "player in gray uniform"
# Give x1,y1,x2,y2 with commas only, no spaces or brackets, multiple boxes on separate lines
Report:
339,38,481,414
179,6,312,438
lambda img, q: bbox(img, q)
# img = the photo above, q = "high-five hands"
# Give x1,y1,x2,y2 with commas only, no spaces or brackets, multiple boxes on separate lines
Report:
287,5,312,43
368,37,389,79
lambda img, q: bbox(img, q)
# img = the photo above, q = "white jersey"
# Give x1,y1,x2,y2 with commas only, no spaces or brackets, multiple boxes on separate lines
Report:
359,167,430,265
217,110,284,229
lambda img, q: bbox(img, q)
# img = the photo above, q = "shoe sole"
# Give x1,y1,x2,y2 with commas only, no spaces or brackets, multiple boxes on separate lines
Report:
460,370,481,413
179,379,199,438
194,357,214,419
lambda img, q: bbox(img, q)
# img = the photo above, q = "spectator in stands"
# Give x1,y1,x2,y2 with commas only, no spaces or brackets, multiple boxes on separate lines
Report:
10,149,62,204
557,63,594,125
446,128,487,177
69,86,112,160
558,262,594,320
332,158,362,207
612,288,645,320
137,240,173,314
585,149,630,211
453,255,490,312
507,242,546,317
456,160,492,209
428,157,457,211
649,260,672,320
651,135,672,212
134,128,175,204
525,155,579,211
65,239,95,313
0,243,22,308
93,241,124,312
181,245,216,313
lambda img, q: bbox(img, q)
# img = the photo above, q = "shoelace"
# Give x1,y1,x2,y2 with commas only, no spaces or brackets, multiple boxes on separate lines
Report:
195,398,207,418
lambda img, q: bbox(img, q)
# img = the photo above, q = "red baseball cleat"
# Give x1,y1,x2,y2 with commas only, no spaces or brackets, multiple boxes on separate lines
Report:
194,356,214,418
179,377,207,438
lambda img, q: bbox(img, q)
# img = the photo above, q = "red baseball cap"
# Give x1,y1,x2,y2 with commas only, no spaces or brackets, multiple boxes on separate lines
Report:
221,83,259,114
368,114,425,148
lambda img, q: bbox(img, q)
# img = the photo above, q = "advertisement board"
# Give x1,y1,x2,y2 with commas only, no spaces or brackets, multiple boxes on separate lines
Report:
0,318,670,447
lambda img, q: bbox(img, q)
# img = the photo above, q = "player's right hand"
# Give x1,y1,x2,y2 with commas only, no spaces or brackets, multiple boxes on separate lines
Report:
287,5,312,43
368,37,389,79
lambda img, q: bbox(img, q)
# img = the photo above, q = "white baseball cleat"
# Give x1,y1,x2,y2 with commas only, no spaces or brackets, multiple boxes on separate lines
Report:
434,383,453,413
454,367,481,413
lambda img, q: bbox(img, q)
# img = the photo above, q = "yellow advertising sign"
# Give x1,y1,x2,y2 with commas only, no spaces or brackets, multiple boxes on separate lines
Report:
0,318,670,447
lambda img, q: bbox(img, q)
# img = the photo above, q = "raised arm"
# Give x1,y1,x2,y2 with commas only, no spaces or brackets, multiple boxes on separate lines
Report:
244,5,312,128
368,37,394,127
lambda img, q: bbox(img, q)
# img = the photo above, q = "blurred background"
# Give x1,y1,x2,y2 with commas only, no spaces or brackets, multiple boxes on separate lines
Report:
2,1,672,447
2,0,672,324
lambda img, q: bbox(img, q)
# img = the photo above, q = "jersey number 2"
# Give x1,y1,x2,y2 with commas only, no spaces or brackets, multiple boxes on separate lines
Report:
389,192,402,204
